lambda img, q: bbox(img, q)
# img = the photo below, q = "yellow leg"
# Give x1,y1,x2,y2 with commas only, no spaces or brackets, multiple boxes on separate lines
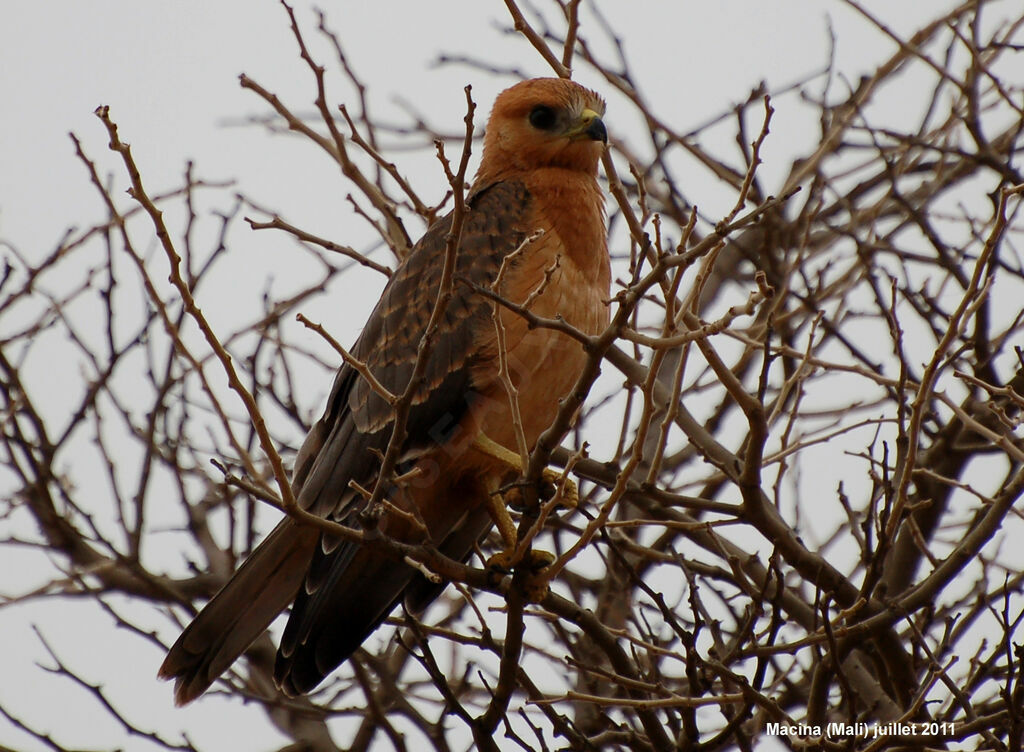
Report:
471,433,575,600
471,434,578,510
485,485,519,554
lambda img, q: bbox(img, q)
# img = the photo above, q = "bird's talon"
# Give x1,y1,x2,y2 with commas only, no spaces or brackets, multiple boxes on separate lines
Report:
524,549,556,570
502,472,578,511
522,550,555,601
471,434,578,511
486,550,516,573
541,468,578,510
486,549,555,602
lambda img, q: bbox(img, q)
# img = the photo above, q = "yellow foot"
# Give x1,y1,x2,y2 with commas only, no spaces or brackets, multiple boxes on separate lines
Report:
486,549,556,601
472,434,578,510
472,433,572,601
503,467,578,511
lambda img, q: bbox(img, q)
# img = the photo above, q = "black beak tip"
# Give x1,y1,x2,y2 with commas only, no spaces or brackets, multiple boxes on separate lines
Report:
587,117,608,144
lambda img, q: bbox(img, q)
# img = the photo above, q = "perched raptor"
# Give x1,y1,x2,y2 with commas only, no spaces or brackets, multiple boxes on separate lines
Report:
159,77,610,705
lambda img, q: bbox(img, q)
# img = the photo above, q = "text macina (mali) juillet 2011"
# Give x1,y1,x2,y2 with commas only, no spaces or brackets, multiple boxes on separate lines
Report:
765,721,957,739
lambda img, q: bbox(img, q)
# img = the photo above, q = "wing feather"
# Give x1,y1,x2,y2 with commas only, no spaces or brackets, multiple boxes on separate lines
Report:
294,180,532,519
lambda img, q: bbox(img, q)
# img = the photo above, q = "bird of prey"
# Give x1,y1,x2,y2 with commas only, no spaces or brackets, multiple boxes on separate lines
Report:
159,77,609,705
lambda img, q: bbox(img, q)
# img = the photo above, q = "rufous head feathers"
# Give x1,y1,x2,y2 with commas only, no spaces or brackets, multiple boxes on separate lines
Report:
477,78,606,183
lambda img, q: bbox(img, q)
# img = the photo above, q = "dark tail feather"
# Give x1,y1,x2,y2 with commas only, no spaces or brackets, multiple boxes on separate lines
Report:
273,537,409,697
274,506,493,697
158,520,318,705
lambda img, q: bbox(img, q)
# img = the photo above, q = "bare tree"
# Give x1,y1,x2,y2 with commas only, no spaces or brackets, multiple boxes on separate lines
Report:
3,1,1024,750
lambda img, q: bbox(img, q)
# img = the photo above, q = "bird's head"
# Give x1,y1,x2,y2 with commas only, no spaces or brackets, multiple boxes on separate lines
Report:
478,77,607,181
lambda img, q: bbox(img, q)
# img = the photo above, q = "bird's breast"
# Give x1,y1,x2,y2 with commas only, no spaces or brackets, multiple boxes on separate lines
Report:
469,227,609,452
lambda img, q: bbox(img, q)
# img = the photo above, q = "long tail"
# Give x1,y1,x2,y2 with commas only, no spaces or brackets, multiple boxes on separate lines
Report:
158,520,318,705
273,504,493,696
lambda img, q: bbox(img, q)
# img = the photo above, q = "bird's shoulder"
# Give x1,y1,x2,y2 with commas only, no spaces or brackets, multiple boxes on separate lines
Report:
354,178,536,357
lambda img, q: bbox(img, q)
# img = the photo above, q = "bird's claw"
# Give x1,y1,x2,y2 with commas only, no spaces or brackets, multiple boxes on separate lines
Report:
503,469,578,511
486,548,556,602
542,468,578,509
472,433,578,512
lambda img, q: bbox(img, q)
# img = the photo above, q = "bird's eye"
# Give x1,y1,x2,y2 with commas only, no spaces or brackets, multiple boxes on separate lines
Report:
528,105,558,131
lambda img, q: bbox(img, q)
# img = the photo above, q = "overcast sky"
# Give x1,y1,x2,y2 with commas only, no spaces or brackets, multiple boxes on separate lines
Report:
0,1,965,749
1,1,942,265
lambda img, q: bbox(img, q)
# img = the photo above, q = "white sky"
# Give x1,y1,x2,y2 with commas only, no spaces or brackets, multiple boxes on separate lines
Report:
0,1,970,750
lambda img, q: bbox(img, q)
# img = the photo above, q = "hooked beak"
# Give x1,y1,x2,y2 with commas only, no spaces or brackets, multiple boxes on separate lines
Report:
567,107,607,143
